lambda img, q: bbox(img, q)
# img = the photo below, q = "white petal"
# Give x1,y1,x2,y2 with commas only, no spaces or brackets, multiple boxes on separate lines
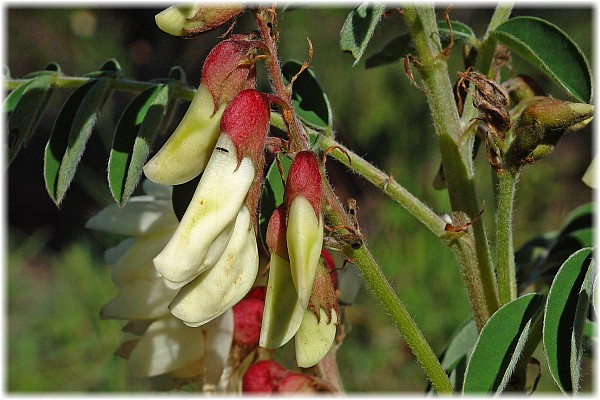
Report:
202,308,234,390
112,232,173,287
143,84,226,185
295,308,338,368
286,196,324,308
142,179,172,199
153,134,255,288
86,197,178,237
169,206,259,326
127,316,205,377
100,276,177,320
260,254,304,349
104,238,135,265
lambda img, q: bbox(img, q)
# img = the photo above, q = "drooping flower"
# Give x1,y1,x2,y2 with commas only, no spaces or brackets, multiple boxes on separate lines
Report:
152,89,270,326
260,183,339,368
143,36,258,185
86,181,234,387
155,4,245,37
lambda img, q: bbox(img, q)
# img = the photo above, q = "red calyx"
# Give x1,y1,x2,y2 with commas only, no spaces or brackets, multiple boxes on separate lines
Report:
220,89,271,167
201,35,259,108
284,151,323,219
321,249,338,289
232,289,265,352
242,360,291,393
276,373,319,393
266,205,288,260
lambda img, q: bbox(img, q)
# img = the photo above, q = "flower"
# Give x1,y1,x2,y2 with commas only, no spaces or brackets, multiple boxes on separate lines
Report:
152,89,270,326
86,181,234,386
155,4,245,37
143,36,258,185
260,165,339,368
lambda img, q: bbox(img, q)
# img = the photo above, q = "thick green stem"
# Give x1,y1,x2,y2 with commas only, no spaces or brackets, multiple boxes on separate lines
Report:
318,134,446,238
322,181,454,394
404,5,500,322
496,170,518,304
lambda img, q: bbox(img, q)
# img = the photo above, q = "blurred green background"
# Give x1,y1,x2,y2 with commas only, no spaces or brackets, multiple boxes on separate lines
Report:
6,6,593,393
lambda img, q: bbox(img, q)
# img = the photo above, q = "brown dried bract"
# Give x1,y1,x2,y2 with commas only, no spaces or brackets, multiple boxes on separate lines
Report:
457,68,511,137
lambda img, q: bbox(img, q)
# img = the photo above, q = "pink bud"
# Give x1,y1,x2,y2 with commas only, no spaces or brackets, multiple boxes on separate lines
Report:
242,360,291,393
276,373,318,393
266,205,288,259
202,36,258,108
321,249,338,290
284,151,322,219
233,293,265,352
220,89,271,167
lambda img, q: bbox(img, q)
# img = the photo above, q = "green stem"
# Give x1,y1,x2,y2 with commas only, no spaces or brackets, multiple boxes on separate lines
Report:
403,5,500,323
5,76,196,100
496,170,518,304
317,134,446,238
322,181,454,394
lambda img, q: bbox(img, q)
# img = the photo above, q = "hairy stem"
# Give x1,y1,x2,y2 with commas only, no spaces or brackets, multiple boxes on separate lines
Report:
403,5,500,323
496,170,518,304
322,180,454,394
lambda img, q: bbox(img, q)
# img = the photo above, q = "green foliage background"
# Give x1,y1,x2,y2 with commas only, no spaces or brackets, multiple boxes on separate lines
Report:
6,6,593,393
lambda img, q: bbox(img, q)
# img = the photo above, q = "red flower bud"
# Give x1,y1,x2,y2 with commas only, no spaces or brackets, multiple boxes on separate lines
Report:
233,290,265,354
266,205,288,259
276,373,319,393
242,360,291,393
202,36,259,108
220,89,271,167
284,151,322,219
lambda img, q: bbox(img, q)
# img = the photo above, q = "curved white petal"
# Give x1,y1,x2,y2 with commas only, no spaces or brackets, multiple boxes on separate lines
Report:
153,134,255,289
127,316,206,377
86,197,178,237
142,179,172,199
104,238,135,265
169,206,259,326
295,308,338,368
260,254,304,349
143,84,226,185
100,276,177,320
112,232,173,287
202,308,234,390
286,196,324,309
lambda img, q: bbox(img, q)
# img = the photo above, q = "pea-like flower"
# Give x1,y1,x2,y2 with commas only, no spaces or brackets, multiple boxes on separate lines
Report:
86,181,234,386
143,36,258,185
152,89,270,326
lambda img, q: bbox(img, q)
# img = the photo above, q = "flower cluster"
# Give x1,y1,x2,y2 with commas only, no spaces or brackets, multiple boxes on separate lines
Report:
90,7,344,393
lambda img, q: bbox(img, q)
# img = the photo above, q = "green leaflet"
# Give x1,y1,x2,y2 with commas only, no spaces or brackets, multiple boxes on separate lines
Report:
462,293,544,394
44,78,112,205
543,247,595,394
282,60,332,130
108,85,169,206
437,20,477,48
339,3,386,65
6,74,55,165
365,33,413,69
490,17,593,103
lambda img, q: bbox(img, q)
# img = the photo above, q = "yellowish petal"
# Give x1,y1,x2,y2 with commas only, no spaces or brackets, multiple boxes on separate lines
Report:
295,308,338,368
143,84,225,185
260,254,304,348
169,206,259,326
153,134,255,288
286,196,324,308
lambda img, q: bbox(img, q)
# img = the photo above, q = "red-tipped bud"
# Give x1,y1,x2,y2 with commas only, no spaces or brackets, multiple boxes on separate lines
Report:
242,360,291,393
155,4,244,37
232,289,265,358
321,249,338,290
276,373,320,393
202,36,258,108
220,89,271,167
284,151,322,219
266,205,288,260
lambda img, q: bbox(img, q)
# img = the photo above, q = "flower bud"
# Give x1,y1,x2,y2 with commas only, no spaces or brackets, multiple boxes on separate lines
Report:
260,206,305,349
242,360,291,393
202,36,259,108
285,152,324,309
155,3,244,37
168,206,259,326
231,287,265,361
143,84,225,185
508,97,594,166
276,373,319,393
